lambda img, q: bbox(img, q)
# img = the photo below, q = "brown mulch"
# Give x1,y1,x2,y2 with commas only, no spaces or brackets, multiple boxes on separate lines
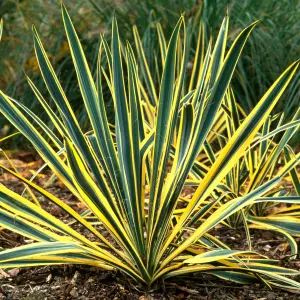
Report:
0,151,299,299
1,265,300,300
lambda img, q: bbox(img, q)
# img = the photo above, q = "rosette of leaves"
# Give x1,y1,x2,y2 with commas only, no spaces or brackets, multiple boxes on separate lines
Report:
0,4,299,290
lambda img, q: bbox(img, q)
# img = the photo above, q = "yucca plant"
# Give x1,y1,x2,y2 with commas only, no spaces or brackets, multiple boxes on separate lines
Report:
0,19,2,41
133,16,300,240
192,104,300,251
0,4,299,290
225,108,300,227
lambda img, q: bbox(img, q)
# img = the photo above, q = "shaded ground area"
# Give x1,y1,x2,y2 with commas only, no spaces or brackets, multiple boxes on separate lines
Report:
0,151,299,299
1,265,300,300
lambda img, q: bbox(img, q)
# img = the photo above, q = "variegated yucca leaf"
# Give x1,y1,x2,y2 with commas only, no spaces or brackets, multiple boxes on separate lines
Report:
149,16,300,241
0,4,299,290
0,19,3,42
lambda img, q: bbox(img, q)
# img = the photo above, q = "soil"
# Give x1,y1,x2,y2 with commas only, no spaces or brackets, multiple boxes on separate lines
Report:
1,265,300,300
0,151,299,299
